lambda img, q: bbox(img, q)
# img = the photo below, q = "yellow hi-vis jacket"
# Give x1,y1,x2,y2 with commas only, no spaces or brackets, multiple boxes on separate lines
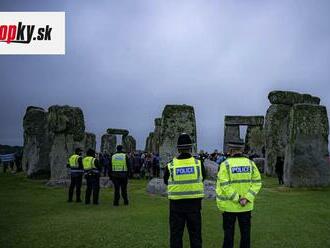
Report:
167,157,204,200
111,153,127,172
68,154,80,168
82,156,97,172
216,157,262,212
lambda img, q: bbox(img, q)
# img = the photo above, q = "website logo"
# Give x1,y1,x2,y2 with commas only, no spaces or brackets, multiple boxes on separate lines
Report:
0,12,65,54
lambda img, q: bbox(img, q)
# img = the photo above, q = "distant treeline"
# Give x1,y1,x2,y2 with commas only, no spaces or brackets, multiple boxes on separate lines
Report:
0,145,23,155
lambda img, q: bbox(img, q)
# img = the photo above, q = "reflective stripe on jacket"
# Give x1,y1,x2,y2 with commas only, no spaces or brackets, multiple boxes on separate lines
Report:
167,157,204,200
68,154,80,168
111,153,127,172
82,156,98,173
216,157,262,212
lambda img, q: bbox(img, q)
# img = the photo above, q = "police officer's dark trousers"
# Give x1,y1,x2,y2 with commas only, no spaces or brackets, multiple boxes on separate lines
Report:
170,210,202,248
68,174,82,202
85,174,100,204
222,211,251,248
112,177,128,205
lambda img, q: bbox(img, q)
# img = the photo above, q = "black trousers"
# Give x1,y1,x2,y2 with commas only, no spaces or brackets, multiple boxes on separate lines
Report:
277,173,284,185
170,210,202,248
112,177,128,205
68,174,83,202
85,175,100,204
222,211,251,248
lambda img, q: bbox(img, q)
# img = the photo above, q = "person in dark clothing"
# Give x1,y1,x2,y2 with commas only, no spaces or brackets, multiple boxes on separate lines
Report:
67,148,84,202
83,149,102,205
15,152,23,172
164,133,206,248
275,156,284,185
152,153,160,178
110,145,130,206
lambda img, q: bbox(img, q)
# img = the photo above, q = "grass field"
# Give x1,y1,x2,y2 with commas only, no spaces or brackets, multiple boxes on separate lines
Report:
0,173,330,248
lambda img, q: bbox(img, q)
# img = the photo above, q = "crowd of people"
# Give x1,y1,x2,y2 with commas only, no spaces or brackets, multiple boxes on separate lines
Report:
97,151,160,180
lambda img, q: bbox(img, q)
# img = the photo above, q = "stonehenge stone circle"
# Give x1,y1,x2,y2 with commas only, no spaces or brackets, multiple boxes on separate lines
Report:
123,135,136,153
145,118,162,154
265,90,330,187
264,104,291,175
22,105,96,180
100,134,117,154
223,115,264,155
264,91,327,177
102,128,136,153
48,105,86,179
284,104,330,187
158,105,197,168
22,106,51,178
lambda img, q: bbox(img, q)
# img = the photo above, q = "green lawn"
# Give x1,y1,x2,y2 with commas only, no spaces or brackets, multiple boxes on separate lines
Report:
0,173,330,248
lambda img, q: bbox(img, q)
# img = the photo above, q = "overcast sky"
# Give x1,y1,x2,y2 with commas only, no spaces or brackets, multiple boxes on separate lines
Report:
1,0,329,151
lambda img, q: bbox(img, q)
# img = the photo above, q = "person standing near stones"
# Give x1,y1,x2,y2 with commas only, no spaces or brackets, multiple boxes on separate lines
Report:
164,133,206,248
110,145,130,206
67,148,84,202
216,141,262,248
83,149,101,205
275,156,284,185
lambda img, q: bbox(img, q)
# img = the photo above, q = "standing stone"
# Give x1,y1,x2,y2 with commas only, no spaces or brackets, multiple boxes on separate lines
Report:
284,104,330,187
48,105,85,179
100,134,117,154
152,118,162,154
22,106,51,178
78,132,96,153
204,159,219,180
223,125,242,152
264,104,291,176
123,135,136,153
145,134,152,153
159,105,197,168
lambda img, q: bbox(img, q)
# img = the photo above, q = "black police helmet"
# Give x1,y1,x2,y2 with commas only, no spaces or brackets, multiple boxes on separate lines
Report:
116,145,123,151
177,133,193,148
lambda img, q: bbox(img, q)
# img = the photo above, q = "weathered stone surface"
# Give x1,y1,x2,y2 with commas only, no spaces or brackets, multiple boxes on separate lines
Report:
146,178,216,199
46,177,113,188
145,118,162,153
223,125,242,153
264,104,291,176
146,178,167,196
145,133,152,153
100,134,117,154
107,128,129,137
284,104,330,187
123,135,136,153
268,91,320,105
204,159,219,180
253,158,265,173
159,105,197,168
48,105,85,179
225,116,264,126
22,106,51,178
245,126,264,157
48,105,85,141
223,116,264,154
77,132,96,153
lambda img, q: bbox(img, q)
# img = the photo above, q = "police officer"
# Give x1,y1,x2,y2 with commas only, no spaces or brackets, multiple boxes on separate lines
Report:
83,149,101,205
110,145,130,206
216,141,262,248
164,133,205,248
67,148,84,202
